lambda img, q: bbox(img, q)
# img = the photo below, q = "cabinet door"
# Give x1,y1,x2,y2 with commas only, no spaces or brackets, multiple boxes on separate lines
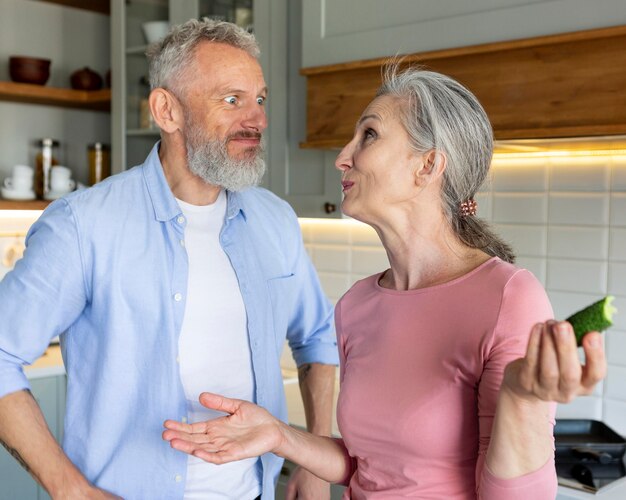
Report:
0,376,65,500
257,0,342,218
301,0,626,68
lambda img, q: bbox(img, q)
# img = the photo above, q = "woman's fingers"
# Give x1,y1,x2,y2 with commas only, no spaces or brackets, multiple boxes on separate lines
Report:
549,322,581,402
199,392,241,415
580,331,607,393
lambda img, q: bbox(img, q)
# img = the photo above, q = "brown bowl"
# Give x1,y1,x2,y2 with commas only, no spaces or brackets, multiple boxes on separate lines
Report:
9,56,51,85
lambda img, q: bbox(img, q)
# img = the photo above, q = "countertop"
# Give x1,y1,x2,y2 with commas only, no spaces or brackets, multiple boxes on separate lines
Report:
23,349,626,498
24,344,65,379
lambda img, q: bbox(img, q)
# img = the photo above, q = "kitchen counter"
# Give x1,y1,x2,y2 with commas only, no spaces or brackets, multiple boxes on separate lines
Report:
557,475,626,500
24,344,65,379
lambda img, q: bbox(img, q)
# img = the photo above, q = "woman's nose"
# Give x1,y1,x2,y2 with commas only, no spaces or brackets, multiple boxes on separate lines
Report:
335,144,353,172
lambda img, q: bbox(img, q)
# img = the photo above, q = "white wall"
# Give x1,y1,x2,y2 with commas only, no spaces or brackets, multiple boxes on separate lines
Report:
0,0,110,186
300,151,626,435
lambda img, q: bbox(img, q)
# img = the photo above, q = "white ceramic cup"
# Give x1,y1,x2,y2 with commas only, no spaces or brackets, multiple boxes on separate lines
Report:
142,21,170,43
3,164,34,193
50,165,75,193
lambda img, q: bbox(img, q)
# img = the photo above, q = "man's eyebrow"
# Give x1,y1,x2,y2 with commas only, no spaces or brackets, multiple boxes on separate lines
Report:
217,86,268,96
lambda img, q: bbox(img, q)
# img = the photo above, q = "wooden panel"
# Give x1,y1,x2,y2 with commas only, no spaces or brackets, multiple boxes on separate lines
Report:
0,200,50,211
37,0,109,15
0,81,111,112
301,25,626,149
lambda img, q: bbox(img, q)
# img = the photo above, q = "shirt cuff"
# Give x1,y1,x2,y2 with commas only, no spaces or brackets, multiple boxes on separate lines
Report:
292,343,339,367
0,354,31,399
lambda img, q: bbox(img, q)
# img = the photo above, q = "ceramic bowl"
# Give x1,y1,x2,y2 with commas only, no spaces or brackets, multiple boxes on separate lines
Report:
9,56,51,85
142,21,170,44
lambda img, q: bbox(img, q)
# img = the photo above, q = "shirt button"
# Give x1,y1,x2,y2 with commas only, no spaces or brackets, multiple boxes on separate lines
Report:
181,416,187,423
176,356,180,364
177,216,185,224
174,293,183,302
180,239,185,247
174,474,182,483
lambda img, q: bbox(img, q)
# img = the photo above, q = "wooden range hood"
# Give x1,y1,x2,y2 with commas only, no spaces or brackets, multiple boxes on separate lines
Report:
300,25,626,153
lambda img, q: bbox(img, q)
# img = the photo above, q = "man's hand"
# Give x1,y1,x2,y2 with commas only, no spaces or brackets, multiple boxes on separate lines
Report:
285,465,330,500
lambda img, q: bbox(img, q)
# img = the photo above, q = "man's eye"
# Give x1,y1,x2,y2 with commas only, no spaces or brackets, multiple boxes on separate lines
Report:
256,96,266,105
224,96,237,104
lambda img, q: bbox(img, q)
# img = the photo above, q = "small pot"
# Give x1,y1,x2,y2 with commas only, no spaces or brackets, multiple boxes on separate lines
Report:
70,67,103,91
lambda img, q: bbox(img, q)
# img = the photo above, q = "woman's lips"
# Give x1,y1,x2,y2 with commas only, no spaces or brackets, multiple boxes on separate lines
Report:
341,181,354,192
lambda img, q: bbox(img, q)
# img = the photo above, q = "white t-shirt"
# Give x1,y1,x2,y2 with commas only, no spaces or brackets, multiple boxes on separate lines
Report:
177,190,260,500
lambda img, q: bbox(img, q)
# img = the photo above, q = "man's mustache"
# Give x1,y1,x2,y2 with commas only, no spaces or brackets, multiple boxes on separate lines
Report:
227,131,263,141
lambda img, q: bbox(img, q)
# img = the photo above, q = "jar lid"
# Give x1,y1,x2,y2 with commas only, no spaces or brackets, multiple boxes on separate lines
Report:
36,138,60,147
88,142,110,150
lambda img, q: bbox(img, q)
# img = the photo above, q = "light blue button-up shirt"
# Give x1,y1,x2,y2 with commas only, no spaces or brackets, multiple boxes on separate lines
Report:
0,143,338,499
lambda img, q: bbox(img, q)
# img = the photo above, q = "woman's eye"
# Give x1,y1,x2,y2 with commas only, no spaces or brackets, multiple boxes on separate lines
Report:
363,128,377,141
256,96,266,105
224,96,237,105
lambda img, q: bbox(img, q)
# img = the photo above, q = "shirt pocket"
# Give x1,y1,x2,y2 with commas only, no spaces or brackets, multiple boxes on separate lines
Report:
266,273,296,346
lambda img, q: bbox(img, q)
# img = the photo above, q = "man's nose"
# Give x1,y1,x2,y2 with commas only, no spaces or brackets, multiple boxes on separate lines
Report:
242,104,267,132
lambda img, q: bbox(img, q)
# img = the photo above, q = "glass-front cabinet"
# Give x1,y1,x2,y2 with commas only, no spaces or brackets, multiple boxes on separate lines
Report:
111,0,255,173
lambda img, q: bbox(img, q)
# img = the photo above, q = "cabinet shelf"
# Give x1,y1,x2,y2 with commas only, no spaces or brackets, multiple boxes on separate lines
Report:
0,200,51,211
0,81,111,112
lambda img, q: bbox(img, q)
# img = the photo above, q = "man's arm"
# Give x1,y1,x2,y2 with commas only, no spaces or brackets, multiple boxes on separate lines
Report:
285,362,336,500
0,390,115,499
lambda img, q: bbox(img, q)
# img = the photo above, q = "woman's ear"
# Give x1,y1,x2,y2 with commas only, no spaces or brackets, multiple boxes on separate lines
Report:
149,88,183,134
415,150,446,185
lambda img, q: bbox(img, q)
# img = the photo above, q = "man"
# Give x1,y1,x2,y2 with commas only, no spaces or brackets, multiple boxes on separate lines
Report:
0,19,338,499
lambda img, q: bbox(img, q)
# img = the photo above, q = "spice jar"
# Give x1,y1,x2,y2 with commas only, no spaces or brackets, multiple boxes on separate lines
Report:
34,139,59,199
88,143,111,185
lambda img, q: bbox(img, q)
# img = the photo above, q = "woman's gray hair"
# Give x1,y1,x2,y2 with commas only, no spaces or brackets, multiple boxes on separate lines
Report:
146,18,260,95
377,65,515,263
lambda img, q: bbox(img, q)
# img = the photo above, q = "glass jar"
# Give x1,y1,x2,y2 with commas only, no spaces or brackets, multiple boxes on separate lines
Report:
88,143,111,185
34,138,60,199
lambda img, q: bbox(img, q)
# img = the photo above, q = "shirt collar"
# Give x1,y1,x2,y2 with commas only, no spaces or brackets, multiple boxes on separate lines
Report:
142,141,247,222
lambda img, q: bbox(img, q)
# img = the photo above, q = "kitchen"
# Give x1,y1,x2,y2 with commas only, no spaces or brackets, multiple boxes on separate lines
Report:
1,0,626,498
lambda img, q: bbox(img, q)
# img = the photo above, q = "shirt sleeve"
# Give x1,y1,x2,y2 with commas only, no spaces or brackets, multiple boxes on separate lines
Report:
475,269,558,499
0,199,87,399
282,205,338,367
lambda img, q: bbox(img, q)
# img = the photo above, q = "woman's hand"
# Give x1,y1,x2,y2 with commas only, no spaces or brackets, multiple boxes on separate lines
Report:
503,320,606,403
162,392,285,464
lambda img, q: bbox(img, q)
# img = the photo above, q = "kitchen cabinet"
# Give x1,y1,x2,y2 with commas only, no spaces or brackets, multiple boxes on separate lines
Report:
0,0,110,198
301,0,626,68
111,0,342,218
276,458,345,500
0,374,67,500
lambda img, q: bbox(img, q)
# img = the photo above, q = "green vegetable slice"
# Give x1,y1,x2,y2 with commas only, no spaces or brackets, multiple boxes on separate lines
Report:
566,296,617,346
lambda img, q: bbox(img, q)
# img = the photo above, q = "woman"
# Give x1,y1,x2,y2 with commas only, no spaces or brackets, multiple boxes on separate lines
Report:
162,67,606,499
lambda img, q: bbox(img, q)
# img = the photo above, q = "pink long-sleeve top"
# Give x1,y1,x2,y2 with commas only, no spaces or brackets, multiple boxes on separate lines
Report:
335,257,558,499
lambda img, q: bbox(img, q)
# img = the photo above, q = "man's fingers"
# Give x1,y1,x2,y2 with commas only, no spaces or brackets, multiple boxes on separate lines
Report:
581,331,607,392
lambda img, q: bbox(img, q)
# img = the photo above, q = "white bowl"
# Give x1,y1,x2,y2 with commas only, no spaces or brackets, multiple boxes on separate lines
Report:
142,21,170,44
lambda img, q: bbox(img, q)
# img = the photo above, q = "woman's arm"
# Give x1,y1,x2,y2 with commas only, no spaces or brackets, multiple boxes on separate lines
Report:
486,321,606,478
162,392,350,484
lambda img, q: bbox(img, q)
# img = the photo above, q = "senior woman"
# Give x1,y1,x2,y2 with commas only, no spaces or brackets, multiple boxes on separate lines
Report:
163,67,606,499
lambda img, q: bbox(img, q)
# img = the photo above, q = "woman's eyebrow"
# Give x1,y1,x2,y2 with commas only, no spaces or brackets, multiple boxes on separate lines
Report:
357,114,381,127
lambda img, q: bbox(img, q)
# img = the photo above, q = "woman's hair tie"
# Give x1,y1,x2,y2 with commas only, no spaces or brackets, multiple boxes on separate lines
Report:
459,198,478,217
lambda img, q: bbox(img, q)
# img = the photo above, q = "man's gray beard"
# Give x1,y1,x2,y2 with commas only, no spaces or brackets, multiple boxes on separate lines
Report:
185,125,266,192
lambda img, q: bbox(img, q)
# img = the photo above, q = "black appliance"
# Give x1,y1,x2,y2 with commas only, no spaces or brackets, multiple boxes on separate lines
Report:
555,419,626,493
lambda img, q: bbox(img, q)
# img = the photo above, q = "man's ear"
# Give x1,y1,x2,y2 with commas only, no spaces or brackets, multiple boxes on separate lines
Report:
149,88,183,134
415,150,446,185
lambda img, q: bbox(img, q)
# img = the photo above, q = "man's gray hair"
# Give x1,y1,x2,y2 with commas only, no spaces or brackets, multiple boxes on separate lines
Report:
377,65,515,263
146,18,260,94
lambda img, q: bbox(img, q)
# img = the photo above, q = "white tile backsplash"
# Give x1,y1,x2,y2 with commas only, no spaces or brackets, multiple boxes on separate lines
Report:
549,156,610,192
493,193,548,224
606,329,626,368
611,157,626,191
547,259,607,294
608,263,626,296
604,399,626,436
498,224,547,256
548,226,609,260
351,247,389,275
556,396,603,419
491,158,549,191
549,193,610,226
311,245,350,273
610,193,626,226
609,228,626,261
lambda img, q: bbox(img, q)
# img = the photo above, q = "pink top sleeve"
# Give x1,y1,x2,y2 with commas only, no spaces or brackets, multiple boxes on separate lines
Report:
475,269,557,499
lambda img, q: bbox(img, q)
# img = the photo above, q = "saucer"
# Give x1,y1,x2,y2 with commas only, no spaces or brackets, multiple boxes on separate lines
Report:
44,189,72,201
1,186,36,201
